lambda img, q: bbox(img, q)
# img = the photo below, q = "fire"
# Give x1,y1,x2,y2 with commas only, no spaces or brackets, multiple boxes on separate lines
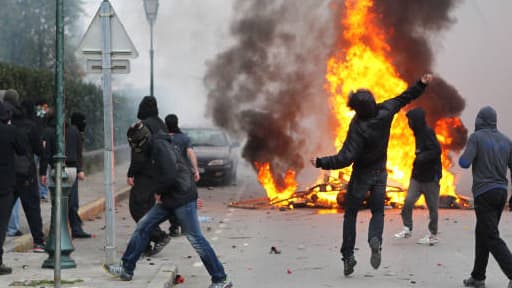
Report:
254,0,460,208
255,162,297,205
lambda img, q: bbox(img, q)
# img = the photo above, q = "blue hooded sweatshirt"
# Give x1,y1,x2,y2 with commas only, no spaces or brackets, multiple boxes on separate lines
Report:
459,106,512,198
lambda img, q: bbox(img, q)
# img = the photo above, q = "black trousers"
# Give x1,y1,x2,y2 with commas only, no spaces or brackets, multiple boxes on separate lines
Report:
0,191,14,265
341,170,387,258
471,188,512,280
129,175,166,243
14,175,44,245
68,177,83,235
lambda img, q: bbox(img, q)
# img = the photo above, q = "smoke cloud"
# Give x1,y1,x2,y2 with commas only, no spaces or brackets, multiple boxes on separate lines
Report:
205,0,467,184
373,0,468,149
204,0,337,185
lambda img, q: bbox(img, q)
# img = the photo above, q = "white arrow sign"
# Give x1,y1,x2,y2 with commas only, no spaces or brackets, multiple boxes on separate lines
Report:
78,3,138,59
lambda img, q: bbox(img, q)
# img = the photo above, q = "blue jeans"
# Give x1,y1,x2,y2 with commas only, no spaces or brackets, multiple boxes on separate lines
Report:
341,169,387,258
35,156,49,199
7,199,20,235
121,201,227,283
68,177,83,234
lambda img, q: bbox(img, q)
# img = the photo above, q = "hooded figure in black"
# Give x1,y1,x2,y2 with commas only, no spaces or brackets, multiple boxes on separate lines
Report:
394,107,442,245
127,96,170,255
311,74,432,276
3,93,46,251
0,101,25,274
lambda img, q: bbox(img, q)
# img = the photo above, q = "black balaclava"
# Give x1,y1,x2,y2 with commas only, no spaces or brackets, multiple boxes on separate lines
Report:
71,112,87,132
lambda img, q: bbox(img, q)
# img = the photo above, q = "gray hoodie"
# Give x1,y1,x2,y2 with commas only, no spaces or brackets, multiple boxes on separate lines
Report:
459,106,512,197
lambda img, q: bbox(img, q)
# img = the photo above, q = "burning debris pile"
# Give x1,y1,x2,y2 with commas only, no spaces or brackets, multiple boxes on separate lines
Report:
208,0,470,209
229,171,473,210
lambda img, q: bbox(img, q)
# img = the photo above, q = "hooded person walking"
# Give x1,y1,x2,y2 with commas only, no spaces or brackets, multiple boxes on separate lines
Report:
393,107,442,245
459,106,512,288
126,96,170,255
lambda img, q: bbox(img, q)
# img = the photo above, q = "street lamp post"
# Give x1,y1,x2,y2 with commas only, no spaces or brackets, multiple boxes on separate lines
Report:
143,0,159,97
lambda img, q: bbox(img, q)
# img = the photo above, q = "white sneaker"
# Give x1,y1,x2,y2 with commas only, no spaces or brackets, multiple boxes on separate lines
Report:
393,227,412,239
417,234,439,245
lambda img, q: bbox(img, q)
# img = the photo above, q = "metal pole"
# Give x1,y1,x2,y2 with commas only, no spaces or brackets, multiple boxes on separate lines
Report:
54,0,64,285
101,0,116,265
150,20,154,97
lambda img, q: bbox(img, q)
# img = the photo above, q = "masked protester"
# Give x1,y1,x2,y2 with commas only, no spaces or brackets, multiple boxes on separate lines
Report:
311,73,433,276
41,109,90,239
126,96,170,256
0,101,25,275
164,114,201,237
105,122,233,288
3,91,46,252
459,106,512,288
394,107,442,245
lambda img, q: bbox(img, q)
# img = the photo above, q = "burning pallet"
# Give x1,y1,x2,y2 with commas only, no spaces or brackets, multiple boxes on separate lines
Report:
229,177,473,210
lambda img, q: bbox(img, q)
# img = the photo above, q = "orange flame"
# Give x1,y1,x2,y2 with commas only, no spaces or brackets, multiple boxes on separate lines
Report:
255,0,460,207
255,162,297,204
322,0,457,206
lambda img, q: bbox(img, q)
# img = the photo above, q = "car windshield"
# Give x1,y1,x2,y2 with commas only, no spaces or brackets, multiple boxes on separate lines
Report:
184,129,229,147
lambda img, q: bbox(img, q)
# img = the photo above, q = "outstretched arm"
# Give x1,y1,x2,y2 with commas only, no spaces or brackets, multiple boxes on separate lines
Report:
382,73,433,115
312,122,364,170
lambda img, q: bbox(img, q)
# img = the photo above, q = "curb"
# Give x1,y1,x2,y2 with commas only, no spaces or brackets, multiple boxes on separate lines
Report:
146,264,178,288
13,186,131,252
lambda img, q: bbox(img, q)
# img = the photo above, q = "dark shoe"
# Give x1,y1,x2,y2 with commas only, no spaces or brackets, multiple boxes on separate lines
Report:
33,243,45,253
169,226,180,237
342,256,357,276
7,230,23,237
103,264,133,281
463,276,485,288
369,237,381,269
72,231,92,239
0,264,12,275
145,234,171,257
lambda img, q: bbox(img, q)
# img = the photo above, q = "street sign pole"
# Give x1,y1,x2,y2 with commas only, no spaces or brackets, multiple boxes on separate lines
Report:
100,0,116,265
78,0,138,266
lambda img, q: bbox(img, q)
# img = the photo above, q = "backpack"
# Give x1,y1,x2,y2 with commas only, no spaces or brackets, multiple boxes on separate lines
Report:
162,138,195,195
14,124,34,176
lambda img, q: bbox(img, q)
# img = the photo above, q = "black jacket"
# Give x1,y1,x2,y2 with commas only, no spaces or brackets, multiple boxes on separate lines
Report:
317,80,427,173
7,102,44,177
0,122,25,193
407,108,442,182
151,132,197,209
41,119,83,174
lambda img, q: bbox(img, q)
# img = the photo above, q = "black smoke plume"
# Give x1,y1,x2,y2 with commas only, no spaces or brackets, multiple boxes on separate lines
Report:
204,0,337,185
204,0,467,185
373,0,468,150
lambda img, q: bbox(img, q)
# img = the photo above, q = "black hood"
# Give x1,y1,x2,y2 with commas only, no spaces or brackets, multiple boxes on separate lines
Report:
137,96,159,120
2,100,21,120
165,114,182,134
475,106,497,131
71,112,86,132
406,107,427,134
348,89,377,119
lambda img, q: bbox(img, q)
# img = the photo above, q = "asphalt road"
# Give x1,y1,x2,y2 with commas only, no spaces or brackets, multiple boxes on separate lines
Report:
109,163,512,288
8,162,508,288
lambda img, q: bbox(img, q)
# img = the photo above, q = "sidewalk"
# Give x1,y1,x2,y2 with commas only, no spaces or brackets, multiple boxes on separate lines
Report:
1,161,177,288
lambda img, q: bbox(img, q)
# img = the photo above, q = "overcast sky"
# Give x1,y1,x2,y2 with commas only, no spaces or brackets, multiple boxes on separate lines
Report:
79,0,511,192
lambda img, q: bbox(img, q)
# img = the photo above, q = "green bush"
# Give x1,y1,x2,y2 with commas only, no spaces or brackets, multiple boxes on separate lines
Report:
0,62,135,150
